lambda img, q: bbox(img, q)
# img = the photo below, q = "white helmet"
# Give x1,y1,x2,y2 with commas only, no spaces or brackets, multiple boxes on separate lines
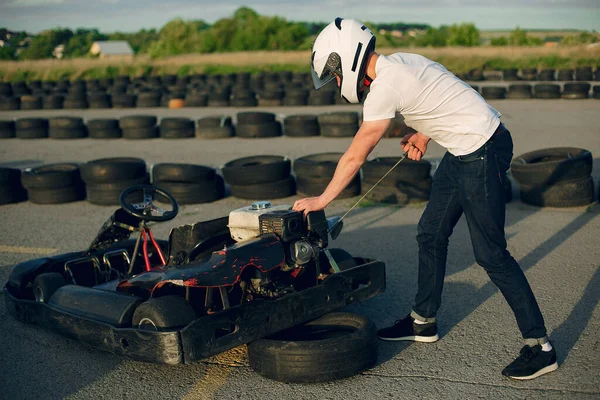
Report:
311,17,376,104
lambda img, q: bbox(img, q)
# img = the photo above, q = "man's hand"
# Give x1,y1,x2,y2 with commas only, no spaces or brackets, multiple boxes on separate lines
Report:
401,132,431,161
293,196,327,217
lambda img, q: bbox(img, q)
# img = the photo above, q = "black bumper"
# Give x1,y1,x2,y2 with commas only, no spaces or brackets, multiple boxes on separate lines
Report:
4,259,385,364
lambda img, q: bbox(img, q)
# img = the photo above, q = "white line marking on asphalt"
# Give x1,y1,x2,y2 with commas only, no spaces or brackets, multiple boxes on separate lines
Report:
0,245,57,255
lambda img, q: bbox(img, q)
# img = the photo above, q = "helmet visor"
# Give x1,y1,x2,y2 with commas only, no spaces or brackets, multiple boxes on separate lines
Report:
311,67,336,90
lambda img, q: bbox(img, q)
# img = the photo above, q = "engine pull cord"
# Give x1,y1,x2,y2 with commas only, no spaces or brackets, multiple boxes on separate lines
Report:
327,152,409,234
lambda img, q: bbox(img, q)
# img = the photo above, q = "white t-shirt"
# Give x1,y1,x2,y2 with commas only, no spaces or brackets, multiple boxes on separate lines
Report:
363,53,501,156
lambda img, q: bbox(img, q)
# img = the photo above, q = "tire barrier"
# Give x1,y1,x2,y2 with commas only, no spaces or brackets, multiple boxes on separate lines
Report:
222,155,295,199
362,157,432,204
294,153,360,198
0,167,27,205
48,117,88,139
283,115,320,137
81,157,149,205
87,118,122,139
235,112,282,138
196,116,235,139
507,84,532,99
152,163,225,204
318,112,359,138
0,119,15,138
481,86,507,100
15,117,48,139
120,115,159,140
21,163,85,204
511,147,595,207
159,117,195,139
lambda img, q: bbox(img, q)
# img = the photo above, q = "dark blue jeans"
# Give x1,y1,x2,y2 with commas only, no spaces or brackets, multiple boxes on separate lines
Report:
413,124,548,340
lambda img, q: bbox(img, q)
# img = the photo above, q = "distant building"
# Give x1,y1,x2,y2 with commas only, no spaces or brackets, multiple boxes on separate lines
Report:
53,44,65,59
89,41,134,59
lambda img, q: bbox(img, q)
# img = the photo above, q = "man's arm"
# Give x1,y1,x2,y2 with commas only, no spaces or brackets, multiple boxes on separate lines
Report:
292,118,392,215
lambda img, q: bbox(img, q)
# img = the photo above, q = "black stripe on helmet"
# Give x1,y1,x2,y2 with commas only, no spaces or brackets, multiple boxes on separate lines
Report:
335,17,343,30
351,42,363,72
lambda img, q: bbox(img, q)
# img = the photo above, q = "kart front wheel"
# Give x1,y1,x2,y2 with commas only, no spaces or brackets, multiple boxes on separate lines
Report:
33,273,67,303
132,295,196,331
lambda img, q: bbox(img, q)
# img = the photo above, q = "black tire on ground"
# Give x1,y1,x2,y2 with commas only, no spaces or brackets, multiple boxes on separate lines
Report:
510,147,592,186
297,175,360,199
15,127,49,139
237,112,275,125
85,175,150,205
122,126,159,139
481,86,507,99
363,157,432,182
519,176,594,208
0,184,27,205
534,84,560,94
0,120,15,138
87,119,119,130
88,129,123,139
247,312,377,383
222,155,291,185
230,176,296,200
15,118,49,130
49,127,88,139
561,92,588,100
119,115,157,129
154,176,225,204
80,158,147,183
33,273,67,303
132,295,196,331
507,90,532,99
534,91,561,99
284,115,320,137
195,126,235,139
21,163,82,189
197,116,233,128
319,124,357,138
27,185,85,204
362,177,432,204
318,112,359,125
0,167,22,185
48,117,85,129
294,153,344,179
236,121,282,138
152,163,216,182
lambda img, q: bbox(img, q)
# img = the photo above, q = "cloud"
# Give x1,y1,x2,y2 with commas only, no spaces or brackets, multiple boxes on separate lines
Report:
5,0,65,6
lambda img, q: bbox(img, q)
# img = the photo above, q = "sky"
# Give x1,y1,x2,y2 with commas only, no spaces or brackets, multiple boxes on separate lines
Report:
0,0,598,34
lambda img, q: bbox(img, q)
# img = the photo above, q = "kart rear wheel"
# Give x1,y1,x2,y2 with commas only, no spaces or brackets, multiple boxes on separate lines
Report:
247,312,377,383
33,273,67,303
132,295,196,331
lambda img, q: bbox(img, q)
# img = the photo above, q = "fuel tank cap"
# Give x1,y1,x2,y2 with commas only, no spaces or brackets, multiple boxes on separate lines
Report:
251,201,271,210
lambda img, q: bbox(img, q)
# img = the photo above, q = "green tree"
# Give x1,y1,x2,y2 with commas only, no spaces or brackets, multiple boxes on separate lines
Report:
19,28,73,59
561,32,598,46
446,23,480,46
508,27,543,46
490,36,508,46
63,28,107,58
416,26,448,47
0,46,16,60
147,18,210,58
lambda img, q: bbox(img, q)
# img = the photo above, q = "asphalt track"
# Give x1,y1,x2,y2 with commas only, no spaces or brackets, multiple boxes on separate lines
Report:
0,100,599,399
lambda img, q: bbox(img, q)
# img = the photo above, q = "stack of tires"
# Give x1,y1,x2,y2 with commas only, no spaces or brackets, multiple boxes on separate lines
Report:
15,118,48,139
152,163,225,204
362,157,432,205
120,116,159,139
48,117,87,139
318,112,359,138
222,155,295,200
87,119,122,139
0,120,15,139
293,153,360,198
196,116,235,139
283,115,320,137
0,167,27,205
507,84,532,99
159,118,195,139
534,84,561,99
81,158,149,205
594,86,600,100
21,163,85,204
511,147,594,207
481,86,507,100
236,112,281,138
561,83,590,99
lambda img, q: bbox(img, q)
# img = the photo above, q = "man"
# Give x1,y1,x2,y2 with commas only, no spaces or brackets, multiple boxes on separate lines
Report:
292,17,558,380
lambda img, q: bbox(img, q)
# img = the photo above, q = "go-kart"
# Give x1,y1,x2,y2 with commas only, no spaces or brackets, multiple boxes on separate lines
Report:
4,185,386,364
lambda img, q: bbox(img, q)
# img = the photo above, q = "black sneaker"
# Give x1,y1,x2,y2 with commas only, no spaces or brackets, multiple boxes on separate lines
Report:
502,344,558,380
377,314,439,342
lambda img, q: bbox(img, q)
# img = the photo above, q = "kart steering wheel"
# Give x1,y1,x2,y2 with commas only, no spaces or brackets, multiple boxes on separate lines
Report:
119,185,179,222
